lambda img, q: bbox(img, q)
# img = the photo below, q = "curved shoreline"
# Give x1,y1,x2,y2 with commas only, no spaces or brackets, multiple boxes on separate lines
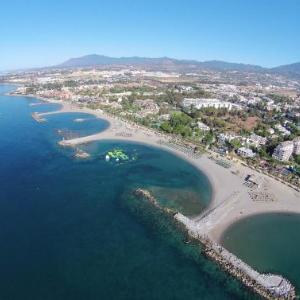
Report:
219,211,300,251
13,93,299,241
219,212,300,296
7,90,300,298
219,210,300,245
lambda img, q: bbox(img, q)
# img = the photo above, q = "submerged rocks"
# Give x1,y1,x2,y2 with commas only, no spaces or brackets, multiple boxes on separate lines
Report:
74,149,90,159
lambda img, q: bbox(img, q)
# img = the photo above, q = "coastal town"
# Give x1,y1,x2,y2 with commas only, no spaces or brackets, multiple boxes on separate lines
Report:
3,64,300,188
2,1,300,299
2,63,300,299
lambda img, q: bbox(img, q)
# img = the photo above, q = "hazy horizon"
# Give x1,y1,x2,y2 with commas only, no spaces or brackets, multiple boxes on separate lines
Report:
1,53,300,73
1,0,300,70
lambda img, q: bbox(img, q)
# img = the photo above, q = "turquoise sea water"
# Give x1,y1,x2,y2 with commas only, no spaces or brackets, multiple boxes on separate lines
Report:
0,84,258,300
221,213,300,295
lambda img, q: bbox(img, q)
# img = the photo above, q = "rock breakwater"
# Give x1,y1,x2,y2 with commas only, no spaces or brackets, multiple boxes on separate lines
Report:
132,189,296,300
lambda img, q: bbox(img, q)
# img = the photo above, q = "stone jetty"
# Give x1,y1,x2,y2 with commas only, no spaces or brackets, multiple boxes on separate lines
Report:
133,189,296,300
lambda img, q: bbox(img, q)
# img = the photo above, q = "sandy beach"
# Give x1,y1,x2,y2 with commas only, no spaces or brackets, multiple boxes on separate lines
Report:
27,97,300,243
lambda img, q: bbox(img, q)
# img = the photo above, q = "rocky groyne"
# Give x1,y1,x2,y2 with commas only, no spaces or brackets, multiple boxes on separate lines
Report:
132,189,296,300
31,112,46,123
74,148,90,159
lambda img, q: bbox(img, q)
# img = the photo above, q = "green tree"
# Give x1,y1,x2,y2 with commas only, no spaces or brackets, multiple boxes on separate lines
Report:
294,154,300,165
202,132,214,146
169,112,192,127
160,121,172,133
229,138,242,150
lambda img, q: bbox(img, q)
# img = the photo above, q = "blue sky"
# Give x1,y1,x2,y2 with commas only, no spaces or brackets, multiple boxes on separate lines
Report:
1,0,300,70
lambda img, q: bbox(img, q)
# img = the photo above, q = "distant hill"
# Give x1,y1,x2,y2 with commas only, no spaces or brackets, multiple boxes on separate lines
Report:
56,54,300,77
197,60,264,72
59,54,178,68
271,62,300,77
57,54,265,72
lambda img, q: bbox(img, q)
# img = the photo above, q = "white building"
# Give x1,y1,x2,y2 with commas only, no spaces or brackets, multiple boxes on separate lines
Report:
178,85,193,92
272,141,294,162
237,147,256,158
249,133,267,147
268,128,275,135
275,124,291,136
218,132,237,144
293,137,300,155
182,98,239,111
197,121,210,132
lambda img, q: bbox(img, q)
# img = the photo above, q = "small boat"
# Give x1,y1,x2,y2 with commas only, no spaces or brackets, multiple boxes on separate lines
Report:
105,155,110,161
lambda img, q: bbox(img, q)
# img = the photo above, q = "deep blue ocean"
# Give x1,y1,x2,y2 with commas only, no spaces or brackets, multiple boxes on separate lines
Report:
0,84,260,300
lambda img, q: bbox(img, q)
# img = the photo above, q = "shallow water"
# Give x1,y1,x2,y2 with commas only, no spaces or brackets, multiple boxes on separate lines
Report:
79,139,212,216
221,213,300,294
0,84,257,300
28,97,63,112
44,112,109,141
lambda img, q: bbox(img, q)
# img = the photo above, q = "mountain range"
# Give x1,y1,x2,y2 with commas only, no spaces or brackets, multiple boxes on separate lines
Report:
56,54,300,77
